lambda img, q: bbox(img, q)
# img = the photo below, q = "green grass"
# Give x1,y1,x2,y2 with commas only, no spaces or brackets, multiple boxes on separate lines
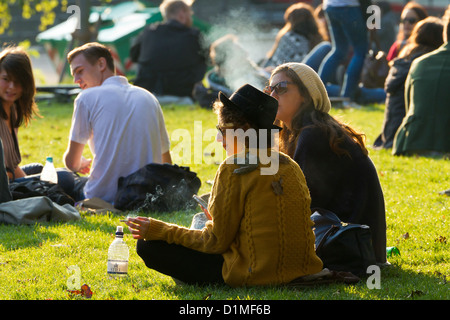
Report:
0,99,449,301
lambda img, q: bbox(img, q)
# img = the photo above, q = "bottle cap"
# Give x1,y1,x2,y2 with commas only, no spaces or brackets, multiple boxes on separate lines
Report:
116,226,124,236
46,156,53,163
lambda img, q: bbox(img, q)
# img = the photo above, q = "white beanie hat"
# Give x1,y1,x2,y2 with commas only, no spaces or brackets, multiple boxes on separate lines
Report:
282,62,331,114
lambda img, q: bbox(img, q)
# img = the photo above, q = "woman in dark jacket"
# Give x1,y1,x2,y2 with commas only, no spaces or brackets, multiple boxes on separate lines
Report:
374,17,444,149
266,62,387,264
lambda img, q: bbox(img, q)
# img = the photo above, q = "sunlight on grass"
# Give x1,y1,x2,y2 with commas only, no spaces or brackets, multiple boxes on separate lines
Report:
1,99,448,300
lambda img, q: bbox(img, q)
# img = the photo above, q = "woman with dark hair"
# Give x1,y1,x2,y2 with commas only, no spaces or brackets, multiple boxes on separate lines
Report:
125,84,324,287
262,2,325,69
374,17,444,149
1,46,76,199
386,1,428,62
267,62,387,265
0,46,40,181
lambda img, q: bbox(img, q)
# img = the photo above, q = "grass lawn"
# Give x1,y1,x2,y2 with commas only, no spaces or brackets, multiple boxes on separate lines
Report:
0,98,448,303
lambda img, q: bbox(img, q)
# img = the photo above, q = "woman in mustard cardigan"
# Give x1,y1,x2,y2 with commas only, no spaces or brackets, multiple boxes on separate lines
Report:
125,84,323,287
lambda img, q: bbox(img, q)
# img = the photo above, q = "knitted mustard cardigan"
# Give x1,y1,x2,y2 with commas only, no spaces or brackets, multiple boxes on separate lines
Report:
144,151,323,287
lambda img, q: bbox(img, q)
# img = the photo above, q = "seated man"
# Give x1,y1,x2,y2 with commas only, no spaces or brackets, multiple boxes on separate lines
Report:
64,42,171,203
130,0,207,98
393,6,450,156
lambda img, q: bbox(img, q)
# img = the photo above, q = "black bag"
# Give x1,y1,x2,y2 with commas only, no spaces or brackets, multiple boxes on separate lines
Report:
114,163,201,212
9,179,75,207
311,208,376,276
361,28,389,89
361,49,389,88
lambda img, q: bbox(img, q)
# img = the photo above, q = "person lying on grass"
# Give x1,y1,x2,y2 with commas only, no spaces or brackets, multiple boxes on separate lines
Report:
125,84,323,287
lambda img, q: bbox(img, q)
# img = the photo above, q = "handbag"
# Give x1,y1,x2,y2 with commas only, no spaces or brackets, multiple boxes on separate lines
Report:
114,163,201,212
361,49,389,88
311,208,376,276
361,30,390,89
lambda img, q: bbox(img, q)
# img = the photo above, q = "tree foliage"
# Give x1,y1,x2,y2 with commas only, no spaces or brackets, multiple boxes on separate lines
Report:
0,0,69,34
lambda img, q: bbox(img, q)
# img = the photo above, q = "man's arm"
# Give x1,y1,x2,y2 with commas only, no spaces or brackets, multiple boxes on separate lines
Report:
64,140,91,174
162,151,172,164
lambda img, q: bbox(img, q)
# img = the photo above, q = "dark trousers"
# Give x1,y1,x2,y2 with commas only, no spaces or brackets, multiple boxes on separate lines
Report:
136,240,225,285
13,168,87,201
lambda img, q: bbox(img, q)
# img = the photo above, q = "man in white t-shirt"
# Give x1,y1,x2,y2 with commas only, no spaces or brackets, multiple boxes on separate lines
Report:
64,42,171,203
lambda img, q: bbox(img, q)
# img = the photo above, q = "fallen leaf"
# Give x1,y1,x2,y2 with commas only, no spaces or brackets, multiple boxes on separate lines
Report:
402,232,410,240
203,293,212,300
68,283,93,299
80,284,93,298
435,235,447,244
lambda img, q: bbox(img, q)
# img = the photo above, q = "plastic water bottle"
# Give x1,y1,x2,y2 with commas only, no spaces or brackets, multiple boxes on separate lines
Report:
40,156,58,184
107,226,129,277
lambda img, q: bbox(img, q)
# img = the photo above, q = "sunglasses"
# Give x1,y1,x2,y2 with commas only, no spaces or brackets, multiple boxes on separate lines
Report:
264,81,293,96
401,17,418,25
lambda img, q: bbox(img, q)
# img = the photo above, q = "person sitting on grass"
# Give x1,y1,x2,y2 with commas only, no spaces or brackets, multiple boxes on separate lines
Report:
125,84,324,287
0,46,75,196
392,5,450,157
374,17,444,150
64,42,172,203
0,46,40,181
267,62,387,265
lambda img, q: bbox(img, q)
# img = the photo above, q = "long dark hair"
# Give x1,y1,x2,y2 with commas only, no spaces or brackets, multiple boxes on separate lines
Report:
0,46,39,127
274,67,368,158
397,1,428,41
267,3,323,59
398,16,444,59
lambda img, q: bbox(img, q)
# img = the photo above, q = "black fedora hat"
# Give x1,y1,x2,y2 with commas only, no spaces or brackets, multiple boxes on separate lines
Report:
219,84,282,131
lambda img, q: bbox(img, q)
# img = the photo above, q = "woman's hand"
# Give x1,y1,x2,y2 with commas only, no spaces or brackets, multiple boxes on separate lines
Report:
124,217,151,240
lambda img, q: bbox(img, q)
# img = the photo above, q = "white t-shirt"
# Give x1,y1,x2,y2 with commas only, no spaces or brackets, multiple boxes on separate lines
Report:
69,76,170,203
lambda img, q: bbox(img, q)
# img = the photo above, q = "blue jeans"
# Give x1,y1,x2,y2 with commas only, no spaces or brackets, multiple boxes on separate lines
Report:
303,41,332,72
326,84,386,104
319,6,368,99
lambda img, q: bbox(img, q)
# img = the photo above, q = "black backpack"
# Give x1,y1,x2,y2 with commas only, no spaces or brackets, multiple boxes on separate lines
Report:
114,163,201,212
311,208,377,276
